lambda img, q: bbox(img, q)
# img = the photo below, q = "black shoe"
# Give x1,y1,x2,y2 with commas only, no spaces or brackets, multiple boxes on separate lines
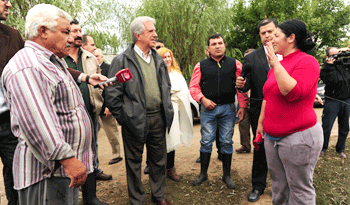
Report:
95,171,112,180
108,157,122,165
195,157,201,163
247,189,262,202
144,165,150,174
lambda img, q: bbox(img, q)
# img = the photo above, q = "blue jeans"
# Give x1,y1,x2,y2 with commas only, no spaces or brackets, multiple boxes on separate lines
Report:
322,99,350,153
200,103,236,154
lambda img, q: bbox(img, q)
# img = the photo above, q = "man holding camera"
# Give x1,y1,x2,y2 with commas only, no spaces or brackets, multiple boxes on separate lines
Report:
320,47,350,158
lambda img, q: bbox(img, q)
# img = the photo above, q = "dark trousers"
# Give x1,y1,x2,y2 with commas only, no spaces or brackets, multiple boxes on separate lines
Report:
167,151,175,169
87,109,100,175
322,99,350,153
122,112,167,205
18,177,78,205
250,101,268,193
0,112,18,205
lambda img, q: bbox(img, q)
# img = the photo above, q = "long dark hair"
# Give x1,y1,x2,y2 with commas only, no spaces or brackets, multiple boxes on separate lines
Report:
277,19,315,52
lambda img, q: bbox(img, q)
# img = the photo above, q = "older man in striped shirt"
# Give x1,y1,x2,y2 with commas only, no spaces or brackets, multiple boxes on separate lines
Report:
1,4,93,204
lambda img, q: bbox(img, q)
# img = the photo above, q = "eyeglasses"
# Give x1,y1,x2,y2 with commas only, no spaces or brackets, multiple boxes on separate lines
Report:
156,46,161,50
1,0,10,3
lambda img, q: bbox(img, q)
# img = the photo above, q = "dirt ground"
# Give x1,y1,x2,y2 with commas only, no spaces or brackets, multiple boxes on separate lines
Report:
0,107,339,204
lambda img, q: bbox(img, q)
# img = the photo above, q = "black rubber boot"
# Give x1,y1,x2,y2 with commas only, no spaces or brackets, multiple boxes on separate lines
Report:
221,153,236,189
192,152,211,186
82,172,109,205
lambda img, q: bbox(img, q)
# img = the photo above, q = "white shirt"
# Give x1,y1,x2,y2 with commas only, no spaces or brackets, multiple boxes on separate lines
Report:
263,45,283,68
134,44,152,63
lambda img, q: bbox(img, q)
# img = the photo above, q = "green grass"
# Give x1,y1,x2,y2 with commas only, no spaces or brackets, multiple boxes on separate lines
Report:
89,147,350,204
314,147,350,205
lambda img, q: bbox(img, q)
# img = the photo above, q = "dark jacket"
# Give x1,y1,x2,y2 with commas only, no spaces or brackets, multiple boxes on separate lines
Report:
320,63,350,100
241,46,269,111
105,44,174,137
199,56,237,104
100,61,110,77
0,23,25,76
100,62,110,115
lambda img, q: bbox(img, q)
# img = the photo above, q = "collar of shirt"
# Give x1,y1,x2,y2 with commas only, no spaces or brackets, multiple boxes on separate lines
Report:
26,41,68,76
134,44,152,63
25,40,55,61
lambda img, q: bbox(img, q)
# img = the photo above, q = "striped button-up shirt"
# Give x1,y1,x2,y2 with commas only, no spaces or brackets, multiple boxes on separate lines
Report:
1,41,94,190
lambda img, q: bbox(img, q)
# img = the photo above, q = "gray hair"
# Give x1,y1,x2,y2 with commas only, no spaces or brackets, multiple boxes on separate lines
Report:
130,16,156,43
25,4,72,39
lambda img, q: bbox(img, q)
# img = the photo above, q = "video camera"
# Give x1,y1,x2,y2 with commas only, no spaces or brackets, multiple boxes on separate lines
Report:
331,51,350,67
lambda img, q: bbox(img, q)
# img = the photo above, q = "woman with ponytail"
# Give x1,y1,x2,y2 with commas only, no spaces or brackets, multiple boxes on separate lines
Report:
256,19,323,204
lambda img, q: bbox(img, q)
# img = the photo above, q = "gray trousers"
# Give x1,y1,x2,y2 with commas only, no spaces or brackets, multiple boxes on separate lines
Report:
264,123,323,205
122,112,167,205
18,177,78,205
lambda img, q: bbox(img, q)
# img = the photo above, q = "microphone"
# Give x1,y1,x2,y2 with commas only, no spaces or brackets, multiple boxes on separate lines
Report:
241,63,252,79
237,63,252,93
94,68,132,88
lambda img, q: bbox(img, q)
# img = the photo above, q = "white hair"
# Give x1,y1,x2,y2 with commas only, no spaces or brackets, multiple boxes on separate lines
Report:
25,4,72,39
95,48,103,57
130,16,156,43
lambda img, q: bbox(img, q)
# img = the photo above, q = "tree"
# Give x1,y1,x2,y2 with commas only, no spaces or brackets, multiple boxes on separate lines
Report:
226,0,350,63
124,0,233,78
5,0,122,54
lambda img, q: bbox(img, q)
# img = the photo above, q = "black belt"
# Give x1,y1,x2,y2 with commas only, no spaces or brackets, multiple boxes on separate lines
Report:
0,110,10,125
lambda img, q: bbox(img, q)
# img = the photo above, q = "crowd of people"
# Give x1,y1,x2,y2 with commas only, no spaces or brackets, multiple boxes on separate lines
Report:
0,1,348,205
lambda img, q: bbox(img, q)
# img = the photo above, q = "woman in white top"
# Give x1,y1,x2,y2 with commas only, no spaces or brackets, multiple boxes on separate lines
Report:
157,47,193,182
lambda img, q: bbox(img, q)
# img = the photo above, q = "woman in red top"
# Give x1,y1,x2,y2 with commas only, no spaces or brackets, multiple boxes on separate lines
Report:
256,20,323,205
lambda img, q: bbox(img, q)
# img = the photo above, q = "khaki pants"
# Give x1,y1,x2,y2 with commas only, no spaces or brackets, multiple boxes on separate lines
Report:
99,115,122,158
239,108,251,150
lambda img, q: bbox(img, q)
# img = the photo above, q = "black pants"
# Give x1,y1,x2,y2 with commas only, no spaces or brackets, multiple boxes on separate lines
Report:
166,151,175,169
0,111,18,205
122,112,167,205
250,101,268,193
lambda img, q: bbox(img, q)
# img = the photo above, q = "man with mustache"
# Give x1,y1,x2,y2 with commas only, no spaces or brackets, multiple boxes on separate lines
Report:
1,4,95,204
189,33,248,189
64,19,110,205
